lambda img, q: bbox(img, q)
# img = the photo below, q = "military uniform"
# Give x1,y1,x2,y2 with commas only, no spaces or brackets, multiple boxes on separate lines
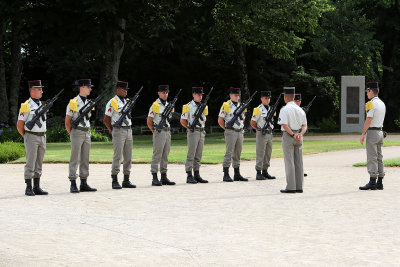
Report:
218,87,248,182
18,80,48,196
104,81,135,189
148,85,175,186
66,79,96,193
278,87,307,193
251,91,276,180
181,87,209,183
360,82,386,190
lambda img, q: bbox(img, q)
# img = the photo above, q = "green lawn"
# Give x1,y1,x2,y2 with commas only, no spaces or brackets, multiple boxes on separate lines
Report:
11,133,400,164
353,158,400,167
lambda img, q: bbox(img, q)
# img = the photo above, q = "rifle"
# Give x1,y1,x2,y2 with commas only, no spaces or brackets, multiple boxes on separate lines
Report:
71,92,106,129
189,87,213,132
260,93,282,135
113,86,143,128
226,91,257,129
26,89,64,130
302,96,316,114
155,89,182,132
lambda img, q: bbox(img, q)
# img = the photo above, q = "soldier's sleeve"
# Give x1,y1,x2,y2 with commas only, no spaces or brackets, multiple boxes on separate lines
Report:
218,106,225,118
278,107,287,125
366,101,375,118
105,100,113,116
251,107,260,122
18,100,29,122
148,106,155,118
181,104,189,120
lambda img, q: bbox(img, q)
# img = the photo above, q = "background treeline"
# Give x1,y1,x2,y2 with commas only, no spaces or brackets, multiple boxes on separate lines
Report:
0,0,399,131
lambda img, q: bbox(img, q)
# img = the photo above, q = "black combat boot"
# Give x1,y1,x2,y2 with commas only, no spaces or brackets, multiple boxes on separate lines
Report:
161,173,176,185
186,171,197,184
152,173,162,186
122,175,136,188
80,178,97,192
111,175,122,189
33,178,48,195
262,170,276,180
70,180,79,193
223,167,233,182
234,167,248,181
194,170,208,183
256,170,266,180
25,179,35,196
359,177,377,190
376,177,384,190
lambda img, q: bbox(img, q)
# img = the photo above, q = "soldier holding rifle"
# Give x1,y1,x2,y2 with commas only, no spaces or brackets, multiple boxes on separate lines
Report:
17,80,62,196
147,85,181,186
180,87,211,184
104,81,141,190
65,79,100,193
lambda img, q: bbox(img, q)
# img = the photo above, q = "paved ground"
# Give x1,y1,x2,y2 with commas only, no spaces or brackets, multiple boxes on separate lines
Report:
0,146,399,266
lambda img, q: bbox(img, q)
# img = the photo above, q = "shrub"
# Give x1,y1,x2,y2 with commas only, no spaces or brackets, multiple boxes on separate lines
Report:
0,142,25,163
318,117,339,132
47,125,70,142
91,128,110,142
0,127,23,143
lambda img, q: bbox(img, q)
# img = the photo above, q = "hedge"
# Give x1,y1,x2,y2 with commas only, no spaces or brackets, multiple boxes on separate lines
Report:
0,142,25,163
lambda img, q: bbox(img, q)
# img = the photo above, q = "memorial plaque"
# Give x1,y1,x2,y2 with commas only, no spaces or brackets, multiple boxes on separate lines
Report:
346,117,359,124
346,87,359,114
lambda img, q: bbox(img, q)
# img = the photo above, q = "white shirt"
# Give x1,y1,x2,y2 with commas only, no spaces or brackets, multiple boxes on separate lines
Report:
366,96,386,127
180,100,207,128
105,95,132,127
66,95,91,128
251,104,274,130
18,98,47,132
278,101,307,131
218,100,246,130
147,98,172,127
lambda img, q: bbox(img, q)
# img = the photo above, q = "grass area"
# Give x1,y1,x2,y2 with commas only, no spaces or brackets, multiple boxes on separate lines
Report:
11,133,400,164
353,158,400,167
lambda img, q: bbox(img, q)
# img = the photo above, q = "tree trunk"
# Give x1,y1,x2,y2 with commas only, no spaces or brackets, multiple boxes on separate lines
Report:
0,21,9,123
234,42,250,100
96,18,126,123
8,17,22,125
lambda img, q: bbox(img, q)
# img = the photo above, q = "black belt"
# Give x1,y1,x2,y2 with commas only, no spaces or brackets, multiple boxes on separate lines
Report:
113,125,131,129
257,128,272,134
25,131,45,136
193,128,205,132
226,128,243,132
156,127,170,132
74,126,89,132
368,127,382,131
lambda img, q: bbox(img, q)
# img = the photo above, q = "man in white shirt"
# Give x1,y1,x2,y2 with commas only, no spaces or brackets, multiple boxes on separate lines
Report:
104,81,136,190
17,80,48,196
65,79,97,193
147,85,176,186
359,82,386,190
180,87,209,184
278,87,307,193
218,87,248,182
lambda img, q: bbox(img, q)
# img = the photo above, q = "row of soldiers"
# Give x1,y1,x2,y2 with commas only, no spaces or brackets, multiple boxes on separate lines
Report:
16,79,386,196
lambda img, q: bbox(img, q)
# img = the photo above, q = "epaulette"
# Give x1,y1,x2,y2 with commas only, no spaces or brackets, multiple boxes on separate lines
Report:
204,105,208,116
222,100,231,113
111,97,119,111
182,103,190,114
20,100,30,113
365,101,373,112
274,112,277,116
151,100,160,114
69,97,78,112
253,107,260,116
244,108,247,113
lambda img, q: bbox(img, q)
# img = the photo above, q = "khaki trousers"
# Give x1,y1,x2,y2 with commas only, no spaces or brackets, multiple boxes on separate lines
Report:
282,131,304,190
24,133,46,180
223,129,243,168
151,130,171,174
185,129,205,172
366,130,385,178
111,128,133,176
255,131,273,171
68,128,91,180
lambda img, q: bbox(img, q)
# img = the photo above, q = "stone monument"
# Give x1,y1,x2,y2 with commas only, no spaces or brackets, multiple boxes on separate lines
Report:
341,76,365,133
